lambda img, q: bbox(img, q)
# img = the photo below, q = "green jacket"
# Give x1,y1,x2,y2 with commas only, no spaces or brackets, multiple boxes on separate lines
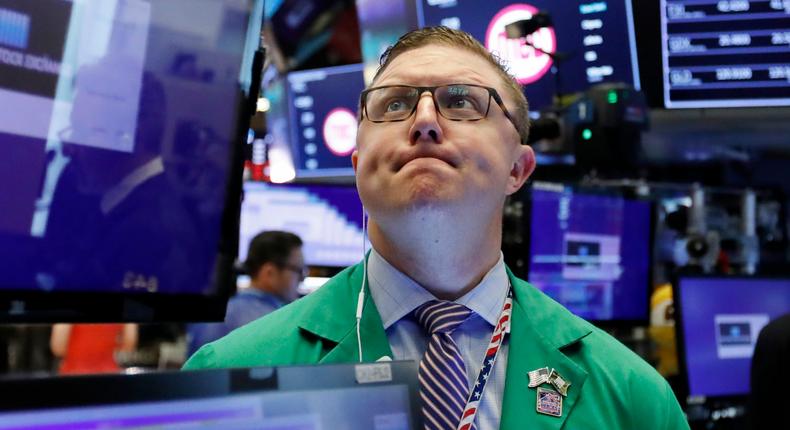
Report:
184,262,689,429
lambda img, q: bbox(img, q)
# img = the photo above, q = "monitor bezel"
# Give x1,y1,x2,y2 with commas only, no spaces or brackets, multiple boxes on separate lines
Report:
523,182,655,327
0,361,423,430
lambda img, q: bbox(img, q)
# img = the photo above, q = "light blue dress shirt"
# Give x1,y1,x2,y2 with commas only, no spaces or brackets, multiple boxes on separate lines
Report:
187,289,285,356
367,249,510,430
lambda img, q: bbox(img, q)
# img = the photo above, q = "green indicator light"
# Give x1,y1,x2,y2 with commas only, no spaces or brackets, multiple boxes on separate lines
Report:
582,128,593,140
607,90,618,104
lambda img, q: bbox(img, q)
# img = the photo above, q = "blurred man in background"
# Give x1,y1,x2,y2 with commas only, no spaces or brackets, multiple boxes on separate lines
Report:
187,231,304,356
750,312,790,429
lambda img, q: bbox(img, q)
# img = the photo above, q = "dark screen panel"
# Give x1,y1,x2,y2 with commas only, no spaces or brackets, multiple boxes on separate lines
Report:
676,277,790,398
527,184,652,323
0,0,259,321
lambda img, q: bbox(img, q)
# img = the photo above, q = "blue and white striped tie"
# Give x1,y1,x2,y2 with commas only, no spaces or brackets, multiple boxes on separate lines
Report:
414,300,473,430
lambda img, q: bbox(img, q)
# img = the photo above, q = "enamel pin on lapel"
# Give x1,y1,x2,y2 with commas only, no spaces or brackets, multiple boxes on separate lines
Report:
548,369,571,397
528,367,571,417
528,367,551,388
536,387,563,417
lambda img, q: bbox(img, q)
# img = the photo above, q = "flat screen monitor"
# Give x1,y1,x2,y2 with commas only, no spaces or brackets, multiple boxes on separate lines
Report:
417,0,641,112
526,183,653,323
660,0,790,108
240,182,367,268
0,0,260,322
286,63,365,177
674,277,790,399
0,361,422,429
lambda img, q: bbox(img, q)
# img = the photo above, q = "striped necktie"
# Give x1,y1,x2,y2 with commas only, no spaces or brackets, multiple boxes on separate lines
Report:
414,300,473,430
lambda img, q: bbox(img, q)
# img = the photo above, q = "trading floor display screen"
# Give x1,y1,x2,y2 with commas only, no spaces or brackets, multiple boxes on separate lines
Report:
676,277,790,397
0,0,256,319
239,182,366,268
661,0,790,108
286,63,365,177
527,184,652,323
418,0,641,112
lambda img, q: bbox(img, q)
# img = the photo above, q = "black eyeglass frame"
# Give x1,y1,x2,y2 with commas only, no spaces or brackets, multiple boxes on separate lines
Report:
278,263,308,281
360,83,520,133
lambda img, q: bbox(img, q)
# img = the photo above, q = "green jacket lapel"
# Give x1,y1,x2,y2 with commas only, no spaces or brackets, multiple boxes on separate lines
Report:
501,270,592,429
295,262,393,364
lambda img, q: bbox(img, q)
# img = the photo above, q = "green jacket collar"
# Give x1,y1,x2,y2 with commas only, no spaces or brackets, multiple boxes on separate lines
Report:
296,262,393,363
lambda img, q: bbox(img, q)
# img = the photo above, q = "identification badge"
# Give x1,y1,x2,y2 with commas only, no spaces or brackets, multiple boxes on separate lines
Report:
355,362,392,384
536,387,563,417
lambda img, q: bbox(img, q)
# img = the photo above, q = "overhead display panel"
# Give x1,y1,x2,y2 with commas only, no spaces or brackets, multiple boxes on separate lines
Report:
661,0,790,108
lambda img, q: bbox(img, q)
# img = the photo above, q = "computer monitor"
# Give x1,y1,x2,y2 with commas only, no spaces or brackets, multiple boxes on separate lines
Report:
674,276,790,399
286,63,365,177
0,0,261,322
417,0,641,112
240,182,367,268
0,361,422,429
526,183,653,323
660,0,790,108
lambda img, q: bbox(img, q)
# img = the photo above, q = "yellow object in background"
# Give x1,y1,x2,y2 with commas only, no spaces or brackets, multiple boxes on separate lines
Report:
649,283,678,377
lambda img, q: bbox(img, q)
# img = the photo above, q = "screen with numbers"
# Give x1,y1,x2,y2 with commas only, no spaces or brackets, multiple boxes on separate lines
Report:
661,0,790,108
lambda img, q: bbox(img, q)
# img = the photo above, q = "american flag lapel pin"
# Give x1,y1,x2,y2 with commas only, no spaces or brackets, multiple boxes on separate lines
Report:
527,366,551,388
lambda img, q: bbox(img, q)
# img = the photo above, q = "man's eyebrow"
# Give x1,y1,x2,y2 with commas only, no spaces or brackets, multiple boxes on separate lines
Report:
376,74,490,87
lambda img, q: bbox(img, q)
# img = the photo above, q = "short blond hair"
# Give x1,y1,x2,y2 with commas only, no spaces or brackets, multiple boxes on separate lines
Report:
370,26,530,145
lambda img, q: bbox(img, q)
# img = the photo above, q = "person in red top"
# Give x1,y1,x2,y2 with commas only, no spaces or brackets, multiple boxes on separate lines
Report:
50,323,137,375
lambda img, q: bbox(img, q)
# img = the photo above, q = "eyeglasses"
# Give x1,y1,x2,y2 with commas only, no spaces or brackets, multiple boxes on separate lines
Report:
360,83,519,131
280,263,307,281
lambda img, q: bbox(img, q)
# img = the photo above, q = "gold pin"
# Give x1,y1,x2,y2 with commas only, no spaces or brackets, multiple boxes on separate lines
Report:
548,369,571,397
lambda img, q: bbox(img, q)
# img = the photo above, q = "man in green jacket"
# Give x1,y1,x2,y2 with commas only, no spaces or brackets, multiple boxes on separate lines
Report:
185,26,689,430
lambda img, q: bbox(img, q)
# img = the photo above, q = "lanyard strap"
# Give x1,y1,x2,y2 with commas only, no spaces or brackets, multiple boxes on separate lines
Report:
456,286,513,430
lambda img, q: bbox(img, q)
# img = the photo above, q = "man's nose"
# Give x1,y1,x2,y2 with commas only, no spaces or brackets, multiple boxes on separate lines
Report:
409,92,444,145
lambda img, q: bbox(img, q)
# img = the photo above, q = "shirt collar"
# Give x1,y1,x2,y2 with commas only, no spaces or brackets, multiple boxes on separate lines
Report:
367,248,509,329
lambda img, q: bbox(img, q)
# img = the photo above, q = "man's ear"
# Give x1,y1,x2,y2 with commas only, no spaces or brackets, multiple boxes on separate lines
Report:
506,145,536,196
351,149,359,173
256,262,277,281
